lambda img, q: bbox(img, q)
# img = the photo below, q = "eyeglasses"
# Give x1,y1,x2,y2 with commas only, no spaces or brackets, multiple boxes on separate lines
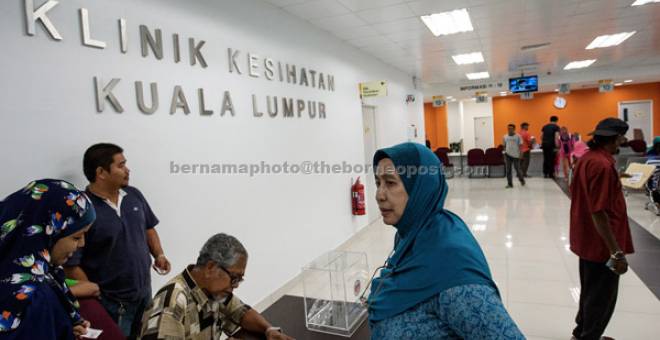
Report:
218,265,244,287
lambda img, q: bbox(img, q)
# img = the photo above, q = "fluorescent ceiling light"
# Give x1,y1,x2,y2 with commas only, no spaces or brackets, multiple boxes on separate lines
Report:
471,224,487,232
554,88,559,92
421,8,474,36
466,72,489,80
564,59,596,70
624,79,633,83
500,92,507,96
586,31,636,49
452,52,484,65
615,83,623,86
631,0,660,6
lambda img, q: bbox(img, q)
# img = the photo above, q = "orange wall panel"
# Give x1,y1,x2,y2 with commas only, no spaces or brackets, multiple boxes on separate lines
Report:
492,82,660,142
424,103,448,149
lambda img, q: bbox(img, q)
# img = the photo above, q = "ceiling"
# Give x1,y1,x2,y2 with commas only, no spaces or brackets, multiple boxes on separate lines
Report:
260,0,660,99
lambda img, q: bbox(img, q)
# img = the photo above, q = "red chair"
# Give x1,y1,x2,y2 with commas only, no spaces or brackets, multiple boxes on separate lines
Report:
628,139,647,153
78,298,126,340
484,148,505,177
435,147,451,155
434,149,454,178
467,148,486,177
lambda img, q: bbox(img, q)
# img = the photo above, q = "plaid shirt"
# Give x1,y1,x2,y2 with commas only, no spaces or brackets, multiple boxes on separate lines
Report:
139,266,251,340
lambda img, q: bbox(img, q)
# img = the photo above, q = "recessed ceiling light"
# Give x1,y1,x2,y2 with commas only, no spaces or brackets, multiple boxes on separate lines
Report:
624,79,633,83
564,59,596,70
421,8,474,36
631,0,660,6
615,83,623,86
466,72,489,80
452,52,484,65
586,31,636,49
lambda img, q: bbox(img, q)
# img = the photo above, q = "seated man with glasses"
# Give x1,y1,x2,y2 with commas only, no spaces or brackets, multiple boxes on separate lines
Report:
139,233,293,340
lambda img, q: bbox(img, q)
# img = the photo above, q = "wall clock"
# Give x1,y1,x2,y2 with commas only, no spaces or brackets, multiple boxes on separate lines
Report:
554,96,567,109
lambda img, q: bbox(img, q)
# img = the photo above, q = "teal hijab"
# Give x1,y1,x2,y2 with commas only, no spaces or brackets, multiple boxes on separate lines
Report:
368,143,497,322
647,136,660,155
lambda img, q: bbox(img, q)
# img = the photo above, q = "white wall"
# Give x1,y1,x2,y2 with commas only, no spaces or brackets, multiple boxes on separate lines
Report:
446,101,462,146
0,0,422,304
460,98,494,151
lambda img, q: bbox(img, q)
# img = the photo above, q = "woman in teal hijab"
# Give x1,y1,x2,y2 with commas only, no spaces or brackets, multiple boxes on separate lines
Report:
647,136,660,156
367,143,523,339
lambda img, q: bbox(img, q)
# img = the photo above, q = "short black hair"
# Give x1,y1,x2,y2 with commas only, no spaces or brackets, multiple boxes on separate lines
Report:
550,116,559,122
587,135,618,149
83,143,123,182
508,123,516,128
521,122,529,128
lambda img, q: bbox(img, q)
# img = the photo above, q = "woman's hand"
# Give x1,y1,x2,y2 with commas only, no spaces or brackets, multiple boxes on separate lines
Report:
70,281,100,298
73,320,90,340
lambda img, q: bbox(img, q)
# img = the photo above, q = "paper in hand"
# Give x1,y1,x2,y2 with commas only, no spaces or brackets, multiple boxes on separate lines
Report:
82,328,103,339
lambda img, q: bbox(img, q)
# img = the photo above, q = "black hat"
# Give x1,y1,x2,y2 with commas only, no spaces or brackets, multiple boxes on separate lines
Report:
589,118,629,136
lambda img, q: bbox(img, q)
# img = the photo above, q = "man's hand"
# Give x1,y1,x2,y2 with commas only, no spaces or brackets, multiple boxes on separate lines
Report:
610,256,629,275
153,255,171,275
73,320,90,340
70,281,100,298
266,329,295,340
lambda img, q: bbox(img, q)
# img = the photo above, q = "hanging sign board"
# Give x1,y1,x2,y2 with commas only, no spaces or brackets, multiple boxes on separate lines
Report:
599,79,614,93
432,96,445,107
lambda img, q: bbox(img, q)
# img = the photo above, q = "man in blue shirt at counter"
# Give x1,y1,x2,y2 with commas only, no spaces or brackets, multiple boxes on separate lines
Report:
65,143,171,340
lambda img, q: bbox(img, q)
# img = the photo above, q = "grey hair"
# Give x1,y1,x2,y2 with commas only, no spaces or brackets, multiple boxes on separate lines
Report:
196,233,248,268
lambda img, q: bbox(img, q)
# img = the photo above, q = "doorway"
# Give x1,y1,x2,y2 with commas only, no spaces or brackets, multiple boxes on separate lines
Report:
619,100,653,145
362,106,378,224
474,116,494,149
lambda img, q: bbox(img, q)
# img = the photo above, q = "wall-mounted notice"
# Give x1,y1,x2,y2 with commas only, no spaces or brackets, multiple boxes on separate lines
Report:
359,81,387,98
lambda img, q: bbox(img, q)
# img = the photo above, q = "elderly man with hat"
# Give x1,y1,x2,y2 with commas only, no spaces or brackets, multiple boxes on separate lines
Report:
569,118,634,340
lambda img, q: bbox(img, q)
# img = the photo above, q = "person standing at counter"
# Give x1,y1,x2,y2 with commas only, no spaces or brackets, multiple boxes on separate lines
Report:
541,116,561,179
64,143,171,340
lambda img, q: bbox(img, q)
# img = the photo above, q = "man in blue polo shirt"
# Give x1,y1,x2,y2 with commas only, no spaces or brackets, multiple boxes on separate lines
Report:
65,143,171,340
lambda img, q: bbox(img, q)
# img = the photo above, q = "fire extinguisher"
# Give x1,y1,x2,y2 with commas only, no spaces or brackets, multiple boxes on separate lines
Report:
352,177,366,216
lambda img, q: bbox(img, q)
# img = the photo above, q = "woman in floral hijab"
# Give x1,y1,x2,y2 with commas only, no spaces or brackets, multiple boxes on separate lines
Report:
0,179,96,340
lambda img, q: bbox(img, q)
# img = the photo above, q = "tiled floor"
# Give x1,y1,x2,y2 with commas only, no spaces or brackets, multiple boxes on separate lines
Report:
625,189,660,241
277,177,660,340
